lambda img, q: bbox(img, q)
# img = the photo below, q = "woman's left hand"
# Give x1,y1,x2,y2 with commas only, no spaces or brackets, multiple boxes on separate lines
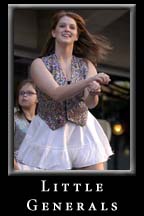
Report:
95,72,111,85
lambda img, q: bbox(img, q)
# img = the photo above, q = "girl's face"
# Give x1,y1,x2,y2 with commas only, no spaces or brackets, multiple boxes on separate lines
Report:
52,16,78,44
18,83,38,109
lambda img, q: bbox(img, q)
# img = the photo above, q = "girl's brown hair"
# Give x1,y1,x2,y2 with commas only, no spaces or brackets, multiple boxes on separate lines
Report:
40,10,112,65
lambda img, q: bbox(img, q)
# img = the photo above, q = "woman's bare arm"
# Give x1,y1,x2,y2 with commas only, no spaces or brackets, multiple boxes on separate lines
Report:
84,61,100,109
30,58,103,102
84,61,111,109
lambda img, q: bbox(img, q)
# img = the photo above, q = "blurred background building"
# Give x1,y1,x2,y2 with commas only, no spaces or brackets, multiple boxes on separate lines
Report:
9,6,134,170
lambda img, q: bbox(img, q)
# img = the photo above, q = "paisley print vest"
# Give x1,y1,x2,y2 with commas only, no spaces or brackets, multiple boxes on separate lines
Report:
37,54,88,130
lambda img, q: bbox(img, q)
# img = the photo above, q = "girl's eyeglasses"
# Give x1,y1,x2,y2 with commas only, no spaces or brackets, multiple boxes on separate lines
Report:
19,91,37,96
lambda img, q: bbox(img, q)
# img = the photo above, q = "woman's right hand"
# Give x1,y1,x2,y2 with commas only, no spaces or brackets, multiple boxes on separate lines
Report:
87,81,101,96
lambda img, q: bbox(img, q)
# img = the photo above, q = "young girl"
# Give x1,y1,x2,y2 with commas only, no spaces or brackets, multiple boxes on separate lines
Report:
14,79,38,170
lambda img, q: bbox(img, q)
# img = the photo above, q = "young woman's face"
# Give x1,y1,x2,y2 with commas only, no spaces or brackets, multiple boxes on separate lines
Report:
18,83,38,109
52,16,78,44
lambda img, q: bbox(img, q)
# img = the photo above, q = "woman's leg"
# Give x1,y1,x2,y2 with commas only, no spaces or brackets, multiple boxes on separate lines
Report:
14,159,20,170
77,162,105,170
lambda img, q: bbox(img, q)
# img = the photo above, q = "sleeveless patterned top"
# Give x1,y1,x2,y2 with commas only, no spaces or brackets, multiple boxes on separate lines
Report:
37,54,89,130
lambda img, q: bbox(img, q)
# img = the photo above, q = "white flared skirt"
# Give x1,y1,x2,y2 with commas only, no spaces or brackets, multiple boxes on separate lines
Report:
16,112,113,170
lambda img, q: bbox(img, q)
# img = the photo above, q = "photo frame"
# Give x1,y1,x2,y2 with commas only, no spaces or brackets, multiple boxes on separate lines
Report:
8,4,136,176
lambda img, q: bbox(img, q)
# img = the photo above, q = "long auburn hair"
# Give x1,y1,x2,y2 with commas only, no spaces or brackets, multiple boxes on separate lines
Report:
40,10,112,65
